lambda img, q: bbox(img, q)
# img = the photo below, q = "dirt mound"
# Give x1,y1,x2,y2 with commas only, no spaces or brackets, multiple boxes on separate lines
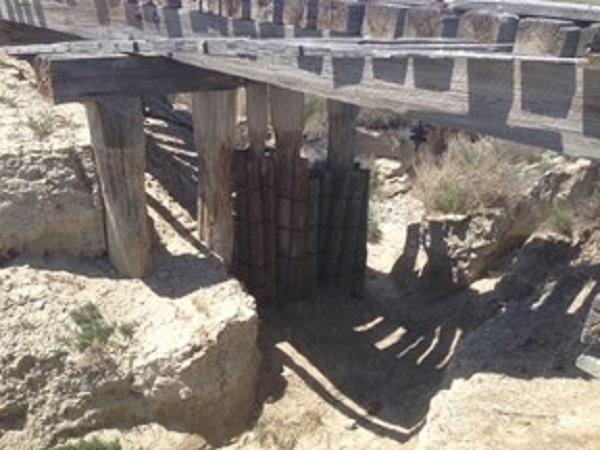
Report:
418,232,600,450
0,55,260,450
0,201,260,450
0,55,105,257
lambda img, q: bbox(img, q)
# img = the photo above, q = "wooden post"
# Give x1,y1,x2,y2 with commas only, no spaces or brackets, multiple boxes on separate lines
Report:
261,156,277,304
327,100,359,170
352,168,370,298
85,97,151,278
307,173,320,301
247,156,266,297
246,82,269,155
192,89,237,267
270,86,304,302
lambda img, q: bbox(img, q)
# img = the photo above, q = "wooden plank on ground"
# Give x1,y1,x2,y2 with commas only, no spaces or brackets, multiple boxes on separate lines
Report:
85,97,152,278
192,89,237,266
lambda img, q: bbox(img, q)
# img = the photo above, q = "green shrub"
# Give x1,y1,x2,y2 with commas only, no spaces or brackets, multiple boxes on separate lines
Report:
303,94,327,139
26,112,58,140
413,136,524,215
118,322,137,339
545,201,573,236
70,303,116,351
429,178,473,215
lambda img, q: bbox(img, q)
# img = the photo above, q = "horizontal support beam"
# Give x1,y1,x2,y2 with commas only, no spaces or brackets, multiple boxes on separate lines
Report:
32,53,244,104
2,37,579,63
0,21,79,44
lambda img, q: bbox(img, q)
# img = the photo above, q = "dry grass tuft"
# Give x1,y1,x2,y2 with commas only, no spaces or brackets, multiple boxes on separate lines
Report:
26,111,59,141
544,200,574,236
255,409,324,450
413,135,526,215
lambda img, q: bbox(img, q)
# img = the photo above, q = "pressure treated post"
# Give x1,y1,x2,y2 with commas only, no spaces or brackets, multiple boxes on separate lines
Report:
192,90,237,266
246,82,269,155
85,97,152,278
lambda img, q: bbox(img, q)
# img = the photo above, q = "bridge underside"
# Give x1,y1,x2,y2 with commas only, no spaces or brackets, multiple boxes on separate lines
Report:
1,0,600,159
0,0,599,296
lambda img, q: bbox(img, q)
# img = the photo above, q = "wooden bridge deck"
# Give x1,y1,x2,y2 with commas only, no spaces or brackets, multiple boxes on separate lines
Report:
1,1,600,158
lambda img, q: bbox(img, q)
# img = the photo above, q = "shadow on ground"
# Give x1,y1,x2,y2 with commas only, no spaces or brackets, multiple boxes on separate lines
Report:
142,110,598,444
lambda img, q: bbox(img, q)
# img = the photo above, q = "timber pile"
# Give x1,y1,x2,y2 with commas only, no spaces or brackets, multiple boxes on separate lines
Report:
317,164,368,297
231,150,277,305
232,153,369,306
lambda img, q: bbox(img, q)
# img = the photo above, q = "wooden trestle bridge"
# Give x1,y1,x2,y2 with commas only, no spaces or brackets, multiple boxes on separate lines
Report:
1,0,600,303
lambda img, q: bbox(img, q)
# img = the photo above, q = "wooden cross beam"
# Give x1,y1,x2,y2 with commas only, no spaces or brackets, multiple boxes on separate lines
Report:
33,53,245,104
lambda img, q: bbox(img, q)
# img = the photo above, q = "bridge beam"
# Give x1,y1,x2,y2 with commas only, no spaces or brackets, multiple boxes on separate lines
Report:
32,54,244,105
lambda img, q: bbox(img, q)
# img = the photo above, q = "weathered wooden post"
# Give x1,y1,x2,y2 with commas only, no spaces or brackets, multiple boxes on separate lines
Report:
85,97,152,278
245,81,278,303
192,89,237,267
270,86,306,302
246,82,269,155
324,99,367,296
327,100,359,170
27,51,244,279
324,100,357,283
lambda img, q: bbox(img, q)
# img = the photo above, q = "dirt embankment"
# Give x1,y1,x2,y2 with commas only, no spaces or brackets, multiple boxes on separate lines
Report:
0,55,260,450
